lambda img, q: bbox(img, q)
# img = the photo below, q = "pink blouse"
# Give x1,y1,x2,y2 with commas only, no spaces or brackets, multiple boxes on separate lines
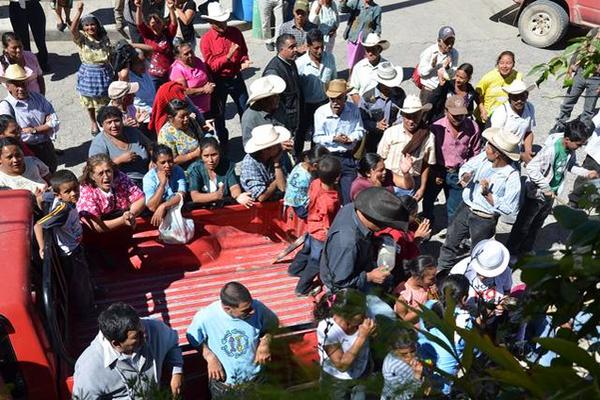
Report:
395,281,429,309
0,51,42,93
169,57,211,113
77,170,144,218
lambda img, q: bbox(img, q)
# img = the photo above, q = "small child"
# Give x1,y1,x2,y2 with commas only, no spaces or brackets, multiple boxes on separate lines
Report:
394,255,438,323
315,289,376,398
294,155,342,296
418,274,472,396
381,328,423,400
34,170,95,315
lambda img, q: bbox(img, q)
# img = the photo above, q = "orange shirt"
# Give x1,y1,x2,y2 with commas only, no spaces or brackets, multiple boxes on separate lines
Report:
307,179,340,242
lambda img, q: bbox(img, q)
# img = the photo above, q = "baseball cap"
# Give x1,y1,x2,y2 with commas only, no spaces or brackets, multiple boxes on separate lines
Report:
438,26,456,41
445,95,468,115
294,0,309,13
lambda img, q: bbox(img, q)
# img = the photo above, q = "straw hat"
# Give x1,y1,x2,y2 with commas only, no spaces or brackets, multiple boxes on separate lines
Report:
108,81,139,99
202,2,231,22
247,76,286,105
502,80,536,95
468,239,510,278
0,64,33,83
244,124,291,154
360,33,390,50
325,79,352,98
482,127,521,161
373,62,403,88
399,94,432,114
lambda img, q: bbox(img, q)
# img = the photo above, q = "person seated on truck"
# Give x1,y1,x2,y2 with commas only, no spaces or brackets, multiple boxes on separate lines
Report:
72,302,183,399
187,137,255,208
142,144,187,227
240,124,290,203
77,153,145,233
186,281,279,399
33,170,95,316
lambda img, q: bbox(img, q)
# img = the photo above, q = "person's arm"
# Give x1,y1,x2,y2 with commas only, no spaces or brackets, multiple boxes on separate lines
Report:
346,105,365,143
522,131,534,163
377,128,391,160
308,0,320,24
166,0,178,37
417,45,435,76
175,3,195,25
414,162,429,201
80,212,131,233
373,6,382,35
525,146,553,194
312,109,335,148
186,313,226,382
391,169,414,190
323,318,375,372
156,320,184,397
70,1,84,42
33,222,45,259
394,298,420,323
491,170,522,216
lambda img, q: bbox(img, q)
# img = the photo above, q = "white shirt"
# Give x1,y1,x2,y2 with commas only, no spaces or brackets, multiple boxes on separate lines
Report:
586,112,600,164
417,43,459,91
317,318,370,380
313,101,365,152
349,57,387,96
490,102,536,143
0,156,48,194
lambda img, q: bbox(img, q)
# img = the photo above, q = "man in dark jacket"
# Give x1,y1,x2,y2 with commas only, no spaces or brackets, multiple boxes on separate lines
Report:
263,33,304,157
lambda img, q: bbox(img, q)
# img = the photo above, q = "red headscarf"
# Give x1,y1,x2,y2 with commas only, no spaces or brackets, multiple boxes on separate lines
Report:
148,81,186,135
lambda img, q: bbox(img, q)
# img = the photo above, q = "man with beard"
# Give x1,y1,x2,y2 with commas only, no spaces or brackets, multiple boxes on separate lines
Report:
264,34,304,157
73,302,183,399
490,80,536,164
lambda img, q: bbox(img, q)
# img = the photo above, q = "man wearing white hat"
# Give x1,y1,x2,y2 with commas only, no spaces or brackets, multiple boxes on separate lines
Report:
200,2,252,149
348,33,389,104
358,61,406,152
490,80,536,164
438,127,522,271
241,75,288,147
0,64,60,172
417,26,459,103
240,124,290,202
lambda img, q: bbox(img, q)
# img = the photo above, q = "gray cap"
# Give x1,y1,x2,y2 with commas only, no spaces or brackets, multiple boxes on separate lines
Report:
438,26,456,41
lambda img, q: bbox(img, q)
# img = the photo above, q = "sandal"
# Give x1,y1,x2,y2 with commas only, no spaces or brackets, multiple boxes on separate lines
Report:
57,22,67,32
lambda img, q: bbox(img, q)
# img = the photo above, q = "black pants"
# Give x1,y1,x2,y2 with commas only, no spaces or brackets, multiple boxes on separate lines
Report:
506,195,553,256
9,0,48,68
297,100,326,156
569,155,600,207
211,74,249,149
28,140,58,173
437,202,498,270
334,153,357,205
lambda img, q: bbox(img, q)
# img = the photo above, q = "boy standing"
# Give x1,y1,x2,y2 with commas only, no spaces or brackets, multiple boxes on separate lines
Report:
34,170,95,315
507,119,598,259
294,155,342,296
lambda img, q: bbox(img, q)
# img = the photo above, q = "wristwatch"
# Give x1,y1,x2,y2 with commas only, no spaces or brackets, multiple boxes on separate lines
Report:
31,128,37,135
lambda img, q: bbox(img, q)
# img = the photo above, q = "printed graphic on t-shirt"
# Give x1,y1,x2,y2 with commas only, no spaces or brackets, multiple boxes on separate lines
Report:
221,329,251,359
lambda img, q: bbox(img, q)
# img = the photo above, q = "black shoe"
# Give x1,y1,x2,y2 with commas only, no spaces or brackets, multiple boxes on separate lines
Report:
54,148,65,156
265,42,275,52
57,22,67,32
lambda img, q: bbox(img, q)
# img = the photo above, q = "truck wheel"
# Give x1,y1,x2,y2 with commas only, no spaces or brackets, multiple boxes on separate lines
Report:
518,0,569,48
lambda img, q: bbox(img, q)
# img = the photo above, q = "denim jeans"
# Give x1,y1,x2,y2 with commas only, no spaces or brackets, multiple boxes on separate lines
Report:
394,176,420,198
212,74,249,149
556,69,600,126
295,235,323,294
437,202,498,270
336,154,358,205
422,167,463,223
506,195,553,256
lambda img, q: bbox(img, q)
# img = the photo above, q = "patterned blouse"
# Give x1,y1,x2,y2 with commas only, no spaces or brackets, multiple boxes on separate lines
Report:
75,33,112,65
158,122,200,165
77,170,144,218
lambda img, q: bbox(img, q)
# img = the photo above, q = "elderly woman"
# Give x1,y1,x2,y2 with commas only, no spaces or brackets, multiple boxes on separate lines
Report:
187,137,254,207
350,152,413,200
77,153,145,233
158,99,204,168
89,106,151,187
169,42,214,116
344,0,382,70
309,0,339,53
143,144,187,226
0,32,45,94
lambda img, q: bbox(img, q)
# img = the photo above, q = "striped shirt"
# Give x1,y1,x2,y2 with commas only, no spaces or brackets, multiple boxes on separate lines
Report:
381,353,420,400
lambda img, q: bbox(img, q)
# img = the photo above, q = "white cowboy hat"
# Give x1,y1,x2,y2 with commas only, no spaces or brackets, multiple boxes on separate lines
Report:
244,124,291,154
201,2,231,22
482,127,521,161
373,62,403,88
360,33,390,50
502,80,536,95
468,239,510,278
247,75,286,105
108,81,139,99
399,94,432,114
0,64,34,83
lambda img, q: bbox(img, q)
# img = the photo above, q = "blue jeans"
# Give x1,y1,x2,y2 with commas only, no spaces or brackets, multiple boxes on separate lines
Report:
394,176,420,197
335,154,357,205
422,167,463,223
295,235,323,294
211,74,249,149
556,69,600,126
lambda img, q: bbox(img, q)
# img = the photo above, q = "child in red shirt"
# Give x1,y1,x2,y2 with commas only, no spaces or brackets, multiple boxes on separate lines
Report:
294,155,342,296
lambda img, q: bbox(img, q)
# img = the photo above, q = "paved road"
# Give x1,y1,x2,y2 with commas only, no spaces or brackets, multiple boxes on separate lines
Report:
9,0,589,252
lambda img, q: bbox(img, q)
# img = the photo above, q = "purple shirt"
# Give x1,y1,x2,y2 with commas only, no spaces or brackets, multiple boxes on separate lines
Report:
350,170,395,201
430,116,481,169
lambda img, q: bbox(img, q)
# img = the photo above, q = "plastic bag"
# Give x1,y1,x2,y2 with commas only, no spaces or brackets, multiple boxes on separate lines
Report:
158,194,195,244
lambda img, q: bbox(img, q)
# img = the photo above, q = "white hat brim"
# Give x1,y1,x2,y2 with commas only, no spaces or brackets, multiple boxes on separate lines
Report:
399,103,432,114
247,76,286,105
374,67,404,88
502,83,536,95
244,126,291,154
482,129,521,161
361,40,390,51
202,10,230,22
468,239,510,278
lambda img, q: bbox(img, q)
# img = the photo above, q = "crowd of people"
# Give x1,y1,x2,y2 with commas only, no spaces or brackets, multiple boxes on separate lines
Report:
2,0,600,398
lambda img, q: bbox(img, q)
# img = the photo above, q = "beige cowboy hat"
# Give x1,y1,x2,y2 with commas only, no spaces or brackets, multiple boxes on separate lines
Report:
360,33,390,50
482,127,521,161
445,94,468,115
108,81,139,99
468,239,510,278
325,79,352,98
0,64,34,83
399,94,432,114
244,124,291,154
373,62,403,88
501,80,536,95
247,75,286,105
201,2,231,22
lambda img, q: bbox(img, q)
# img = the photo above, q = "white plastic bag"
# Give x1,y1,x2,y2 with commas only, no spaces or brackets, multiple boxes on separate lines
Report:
158,194,195,244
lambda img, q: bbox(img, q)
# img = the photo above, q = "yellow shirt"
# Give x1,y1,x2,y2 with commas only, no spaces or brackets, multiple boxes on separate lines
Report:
475,69,523,119
75,33,112,65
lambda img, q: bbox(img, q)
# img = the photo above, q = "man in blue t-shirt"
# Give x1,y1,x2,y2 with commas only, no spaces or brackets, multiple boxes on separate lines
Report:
186,282,279,398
